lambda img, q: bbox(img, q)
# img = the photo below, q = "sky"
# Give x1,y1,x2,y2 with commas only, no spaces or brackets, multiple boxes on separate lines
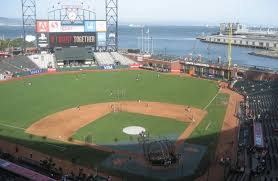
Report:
1,0,278,26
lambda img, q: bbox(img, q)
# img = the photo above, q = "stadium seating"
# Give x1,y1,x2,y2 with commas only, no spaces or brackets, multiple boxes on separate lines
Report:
232,80,278,181
111,52,135,65
94,52,116,65
0,56,39,74
28,54,55,69
0,169,27,181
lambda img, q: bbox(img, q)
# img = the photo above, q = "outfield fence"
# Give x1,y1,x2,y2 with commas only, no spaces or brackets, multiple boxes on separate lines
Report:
10,65,131,79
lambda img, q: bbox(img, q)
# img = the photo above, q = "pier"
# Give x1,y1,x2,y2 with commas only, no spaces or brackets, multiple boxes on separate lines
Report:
198,35,278,49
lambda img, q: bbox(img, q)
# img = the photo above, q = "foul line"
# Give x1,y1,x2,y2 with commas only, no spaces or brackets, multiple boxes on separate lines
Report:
205,122,212,131
203,91,220,110
0,122,26,131
0,122,66,152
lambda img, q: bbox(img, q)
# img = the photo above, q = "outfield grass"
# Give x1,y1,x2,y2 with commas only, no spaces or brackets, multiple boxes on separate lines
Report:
0,70,221,174
0,71,218,129
73,112,188,145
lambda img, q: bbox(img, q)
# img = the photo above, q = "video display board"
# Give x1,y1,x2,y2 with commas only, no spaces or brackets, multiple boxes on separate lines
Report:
49,32,96,48
36,20,106,49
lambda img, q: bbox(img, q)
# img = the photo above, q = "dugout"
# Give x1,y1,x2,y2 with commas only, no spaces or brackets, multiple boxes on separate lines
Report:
54,47,95,67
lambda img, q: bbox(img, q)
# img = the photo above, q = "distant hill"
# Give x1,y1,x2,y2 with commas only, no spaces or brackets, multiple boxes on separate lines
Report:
0,17,22,26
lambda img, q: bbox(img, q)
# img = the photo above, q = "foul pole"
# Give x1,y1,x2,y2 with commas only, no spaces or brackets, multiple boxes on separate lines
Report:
228,26,232,80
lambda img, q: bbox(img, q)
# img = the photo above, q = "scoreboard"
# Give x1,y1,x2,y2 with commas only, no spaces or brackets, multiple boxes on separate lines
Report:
36,20,107,49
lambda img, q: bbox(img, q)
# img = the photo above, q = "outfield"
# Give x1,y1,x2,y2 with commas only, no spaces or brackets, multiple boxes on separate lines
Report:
0,70,228,179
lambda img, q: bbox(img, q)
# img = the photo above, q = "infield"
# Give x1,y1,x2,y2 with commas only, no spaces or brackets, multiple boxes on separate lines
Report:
73,112,188,145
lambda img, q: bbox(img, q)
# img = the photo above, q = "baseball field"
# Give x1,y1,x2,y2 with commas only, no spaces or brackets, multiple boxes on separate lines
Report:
0,70,230,180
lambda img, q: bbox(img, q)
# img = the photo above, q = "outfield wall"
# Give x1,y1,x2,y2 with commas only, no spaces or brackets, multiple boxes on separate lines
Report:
10,65,131,79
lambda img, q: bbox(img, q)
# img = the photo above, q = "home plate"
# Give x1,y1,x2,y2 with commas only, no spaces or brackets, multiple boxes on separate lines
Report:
122,126,146,135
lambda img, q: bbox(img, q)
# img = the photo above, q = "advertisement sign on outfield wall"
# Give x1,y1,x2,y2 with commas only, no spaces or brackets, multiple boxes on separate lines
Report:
30,69,43,75
84,21,96,32
47,68,57,73
102,65,115,70
96,21,107,32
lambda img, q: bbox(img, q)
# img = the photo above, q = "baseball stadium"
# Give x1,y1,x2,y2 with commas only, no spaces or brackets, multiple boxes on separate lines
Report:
0,1,278,181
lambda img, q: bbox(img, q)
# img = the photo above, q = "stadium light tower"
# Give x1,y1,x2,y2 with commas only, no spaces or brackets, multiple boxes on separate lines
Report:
106,0,118,52
21,0,37,52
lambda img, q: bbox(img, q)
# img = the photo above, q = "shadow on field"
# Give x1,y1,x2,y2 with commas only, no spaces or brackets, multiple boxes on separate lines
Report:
0,126,238,181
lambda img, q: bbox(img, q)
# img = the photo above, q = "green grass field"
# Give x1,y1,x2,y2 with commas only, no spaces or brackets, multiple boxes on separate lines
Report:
73,112,188,145
0,70,227,178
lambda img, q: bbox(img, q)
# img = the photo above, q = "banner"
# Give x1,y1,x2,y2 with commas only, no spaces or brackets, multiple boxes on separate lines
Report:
36,21,49,33
61,26,85,32
84,21,96,32
49,21,61,32
96,21,107,32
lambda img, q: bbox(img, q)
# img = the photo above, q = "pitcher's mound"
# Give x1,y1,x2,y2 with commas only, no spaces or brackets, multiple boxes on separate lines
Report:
122,126,146,135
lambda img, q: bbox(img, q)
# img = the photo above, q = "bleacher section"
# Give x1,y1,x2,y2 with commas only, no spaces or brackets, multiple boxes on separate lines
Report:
0,56,39,74
94,52,116,65
230,80,278,181
29,54,55,69
111,52,135,65
94,52,135,66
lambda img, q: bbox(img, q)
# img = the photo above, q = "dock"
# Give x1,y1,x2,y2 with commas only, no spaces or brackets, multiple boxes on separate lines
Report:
198,35,278,49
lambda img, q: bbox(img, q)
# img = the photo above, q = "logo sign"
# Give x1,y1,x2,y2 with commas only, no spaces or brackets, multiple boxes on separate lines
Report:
49,21,61,32
96,21,107,32
36,21,49,33
103,65,115,70
37,33,49,48
61,26,84,32
84,21,96,32
30,69,43,75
